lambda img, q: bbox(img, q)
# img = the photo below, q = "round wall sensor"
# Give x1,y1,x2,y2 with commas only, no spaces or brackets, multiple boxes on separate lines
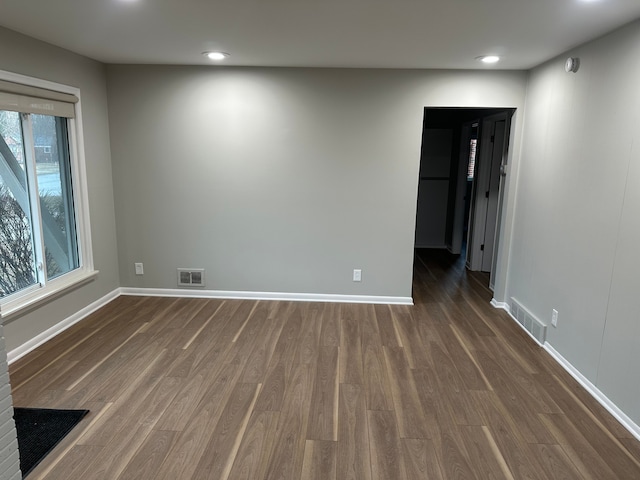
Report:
565,57,580,73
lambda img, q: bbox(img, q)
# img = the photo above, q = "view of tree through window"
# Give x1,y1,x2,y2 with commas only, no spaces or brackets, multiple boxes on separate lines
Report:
0,110,78,299
0,111,36,297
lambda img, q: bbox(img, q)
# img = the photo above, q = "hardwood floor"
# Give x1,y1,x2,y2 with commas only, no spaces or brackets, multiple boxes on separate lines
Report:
9,249,640,479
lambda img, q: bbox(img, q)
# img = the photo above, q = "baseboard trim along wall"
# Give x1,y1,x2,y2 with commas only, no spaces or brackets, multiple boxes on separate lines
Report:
491,300,544,346
7,288,121,365
7,287,639,441
492,298,640,443
7,287,410,364
544,343,640,443
489,299,509,310
119,287,414,306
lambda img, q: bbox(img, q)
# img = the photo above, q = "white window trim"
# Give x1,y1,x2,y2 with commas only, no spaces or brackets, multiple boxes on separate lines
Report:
0,69,97,321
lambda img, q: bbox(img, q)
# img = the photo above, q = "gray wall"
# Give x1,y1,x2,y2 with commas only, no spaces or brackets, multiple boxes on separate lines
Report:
0,27,120,351
506,19,640,424
107,66,526,298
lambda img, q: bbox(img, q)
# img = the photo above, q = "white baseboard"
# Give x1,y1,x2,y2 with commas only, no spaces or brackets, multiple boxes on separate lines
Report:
7,286,409,364
491,298,640,442
9,286,640,442
119,287,413,306
491,299,543,345
490,298,509,310
7,288,121,365
544,343,640,442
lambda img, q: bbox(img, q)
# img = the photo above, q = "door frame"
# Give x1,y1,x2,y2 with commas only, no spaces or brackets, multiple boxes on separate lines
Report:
466,112,512,286
448,120,476,255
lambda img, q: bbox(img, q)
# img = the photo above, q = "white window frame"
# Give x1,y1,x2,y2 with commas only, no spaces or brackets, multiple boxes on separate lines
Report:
0,69,97,320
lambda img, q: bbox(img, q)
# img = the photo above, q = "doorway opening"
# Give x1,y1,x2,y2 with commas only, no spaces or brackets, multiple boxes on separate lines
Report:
414,107,514,290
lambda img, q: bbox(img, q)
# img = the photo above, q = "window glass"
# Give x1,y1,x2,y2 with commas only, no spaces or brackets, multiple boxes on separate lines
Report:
32,114,79,280
0,110,80,299
0,110,37,297
467,138,477,180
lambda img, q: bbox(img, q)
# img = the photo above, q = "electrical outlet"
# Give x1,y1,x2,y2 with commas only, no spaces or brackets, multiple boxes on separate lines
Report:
135,262,144,275
353,269,362,282
551,309,558,328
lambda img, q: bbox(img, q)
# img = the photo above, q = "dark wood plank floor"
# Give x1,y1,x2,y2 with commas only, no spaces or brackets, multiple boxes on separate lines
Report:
9,249,640,479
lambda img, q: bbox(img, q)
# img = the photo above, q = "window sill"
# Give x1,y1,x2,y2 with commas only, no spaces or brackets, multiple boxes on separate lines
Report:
0,268,99,322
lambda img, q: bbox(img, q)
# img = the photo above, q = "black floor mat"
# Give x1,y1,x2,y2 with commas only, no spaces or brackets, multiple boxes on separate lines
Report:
13,407,89,478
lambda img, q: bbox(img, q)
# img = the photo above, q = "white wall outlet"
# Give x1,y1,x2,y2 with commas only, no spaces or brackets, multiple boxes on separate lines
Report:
353,269,362,282
551,309,558,327
135,262,144,275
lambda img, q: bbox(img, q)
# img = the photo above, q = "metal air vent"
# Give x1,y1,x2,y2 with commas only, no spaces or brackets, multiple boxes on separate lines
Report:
177,268,205,287
510,297,547,345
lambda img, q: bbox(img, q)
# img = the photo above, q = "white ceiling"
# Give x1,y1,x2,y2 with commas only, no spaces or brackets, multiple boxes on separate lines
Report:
2,0,640,70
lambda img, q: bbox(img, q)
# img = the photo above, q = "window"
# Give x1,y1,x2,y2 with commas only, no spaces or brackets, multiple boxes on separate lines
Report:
467,138,478,180
0,72,94,317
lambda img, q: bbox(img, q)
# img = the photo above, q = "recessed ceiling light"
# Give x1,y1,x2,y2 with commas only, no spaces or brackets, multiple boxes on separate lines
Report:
476,55,500,64
203,51,230,61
